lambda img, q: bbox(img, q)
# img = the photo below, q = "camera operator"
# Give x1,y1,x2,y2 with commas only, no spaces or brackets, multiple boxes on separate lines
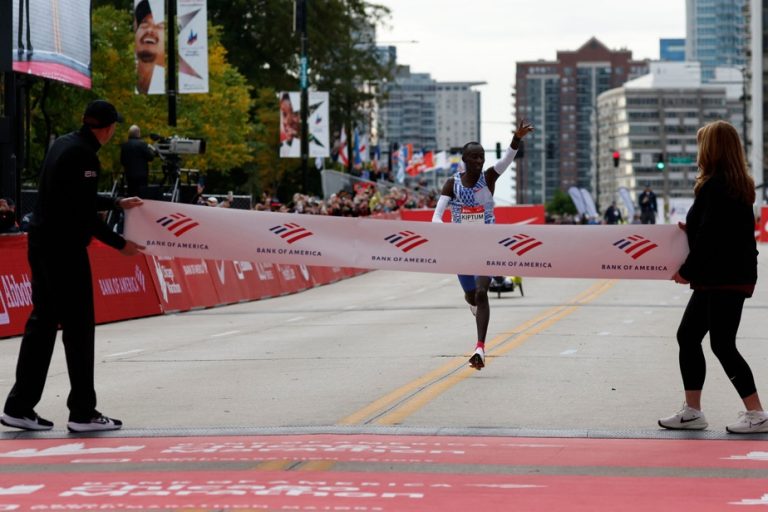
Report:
120,124,157,197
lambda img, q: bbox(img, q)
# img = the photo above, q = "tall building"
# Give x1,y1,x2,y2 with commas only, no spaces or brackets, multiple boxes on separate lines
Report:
596,62,737,212
685,0,746,82
660,38,686,61
378,65,437,155
435,82,484,151
514,38,648,205
745,0,766,195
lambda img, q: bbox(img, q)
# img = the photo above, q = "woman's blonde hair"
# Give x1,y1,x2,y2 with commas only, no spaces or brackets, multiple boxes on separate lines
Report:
695,120,755,203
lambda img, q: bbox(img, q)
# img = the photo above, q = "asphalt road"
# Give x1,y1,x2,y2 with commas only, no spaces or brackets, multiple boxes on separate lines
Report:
1,250,767,436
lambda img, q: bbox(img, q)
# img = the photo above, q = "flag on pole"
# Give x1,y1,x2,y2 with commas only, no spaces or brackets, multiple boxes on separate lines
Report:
339,127,349,167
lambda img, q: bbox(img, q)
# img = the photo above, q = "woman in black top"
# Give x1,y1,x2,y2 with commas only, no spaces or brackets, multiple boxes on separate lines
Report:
658,120,766,433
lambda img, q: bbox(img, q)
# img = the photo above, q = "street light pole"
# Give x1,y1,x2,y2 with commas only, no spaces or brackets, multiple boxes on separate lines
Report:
296,0,309,193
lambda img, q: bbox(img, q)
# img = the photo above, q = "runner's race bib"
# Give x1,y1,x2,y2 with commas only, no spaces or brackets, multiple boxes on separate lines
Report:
460,205,485,224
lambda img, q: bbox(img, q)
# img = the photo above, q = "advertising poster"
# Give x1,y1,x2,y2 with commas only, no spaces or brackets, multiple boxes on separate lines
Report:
280,91,330,158
12,0,92,88
178,0,209,93
134,0,166,95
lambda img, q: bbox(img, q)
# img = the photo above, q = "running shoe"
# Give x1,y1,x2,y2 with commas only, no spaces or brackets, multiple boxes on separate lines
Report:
0,411,54,431
468,347,485,370
469,305,477,317
726,410,768,434
67,412,122,433
658,403,708,430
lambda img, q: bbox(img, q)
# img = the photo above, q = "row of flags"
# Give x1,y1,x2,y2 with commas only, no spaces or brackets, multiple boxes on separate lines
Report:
339,128,371,167
338,127,462,184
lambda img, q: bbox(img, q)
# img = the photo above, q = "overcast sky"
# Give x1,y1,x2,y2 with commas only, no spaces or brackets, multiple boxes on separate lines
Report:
377,0,686,149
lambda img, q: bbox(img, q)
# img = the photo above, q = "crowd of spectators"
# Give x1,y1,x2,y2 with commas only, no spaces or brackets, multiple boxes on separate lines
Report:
250,184,439,217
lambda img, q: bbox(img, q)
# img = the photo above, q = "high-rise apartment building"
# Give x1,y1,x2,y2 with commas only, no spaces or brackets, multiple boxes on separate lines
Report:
514,38,648,204
745,0,766,195
378,65,438,155
435,82,484,151
597,62,736,210
685,0,746,82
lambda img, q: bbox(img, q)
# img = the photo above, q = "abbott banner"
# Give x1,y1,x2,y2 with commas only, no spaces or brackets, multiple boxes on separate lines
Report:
125,201,689,280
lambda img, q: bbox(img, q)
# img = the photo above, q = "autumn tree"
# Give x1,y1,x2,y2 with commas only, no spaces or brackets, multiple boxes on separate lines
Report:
24,5,252,190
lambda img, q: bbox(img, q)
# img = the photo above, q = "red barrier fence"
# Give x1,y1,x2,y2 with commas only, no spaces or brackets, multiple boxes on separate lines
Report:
0,234,370,339
761,206,768,243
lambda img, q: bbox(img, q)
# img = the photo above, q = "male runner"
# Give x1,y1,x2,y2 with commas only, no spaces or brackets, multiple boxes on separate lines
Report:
431,119,534,369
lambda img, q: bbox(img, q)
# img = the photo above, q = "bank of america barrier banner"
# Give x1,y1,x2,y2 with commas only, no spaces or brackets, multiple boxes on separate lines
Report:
126,200,689,280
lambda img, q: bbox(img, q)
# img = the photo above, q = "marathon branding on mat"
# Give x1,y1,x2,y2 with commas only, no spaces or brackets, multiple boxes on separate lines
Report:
125,201,689,280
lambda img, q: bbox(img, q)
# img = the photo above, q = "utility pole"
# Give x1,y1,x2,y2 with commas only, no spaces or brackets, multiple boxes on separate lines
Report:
167,0,177,127
0,0,18,211
296,0,308,192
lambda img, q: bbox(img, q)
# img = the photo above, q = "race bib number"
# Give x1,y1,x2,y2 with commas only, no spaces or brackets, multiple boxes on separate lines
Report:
460,206,485,224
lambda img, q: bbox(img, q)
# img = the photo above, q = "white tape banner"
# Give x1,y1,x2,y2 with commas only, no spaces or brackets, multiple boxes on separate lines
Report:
125,200,690,280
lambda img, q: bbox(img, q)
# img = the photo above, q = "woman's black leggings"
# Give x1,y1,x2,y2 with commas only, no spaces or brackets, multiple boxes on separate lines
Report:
677,290,756,398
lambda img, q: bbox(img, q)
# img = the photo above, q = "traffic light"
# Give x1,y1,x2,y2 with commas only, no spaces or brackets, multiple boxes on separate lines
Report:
612,151,620,167
656,153,665,171
495,142,502,159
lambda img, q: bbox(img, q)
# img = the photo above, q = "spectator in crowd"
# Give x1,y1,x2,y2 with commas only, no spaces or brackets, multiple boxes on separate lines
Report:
0,198,20,234
603,201,623,224
639,185,658,224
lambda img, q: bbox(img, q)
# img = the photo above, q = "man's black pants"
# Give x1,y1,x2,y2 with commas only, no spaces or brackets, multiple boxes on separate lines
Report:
4,244,97,421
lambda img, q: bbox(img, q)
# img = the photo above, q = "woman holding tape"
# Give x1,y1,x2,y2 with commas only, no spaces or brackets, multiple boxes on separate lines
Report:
431,119,534,370
659,120,767,433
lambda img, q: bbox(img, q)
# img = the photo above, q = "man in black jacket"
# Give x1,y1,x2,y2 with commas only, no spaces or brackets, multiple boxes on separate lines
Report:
120,124,157,197
1,100,145,433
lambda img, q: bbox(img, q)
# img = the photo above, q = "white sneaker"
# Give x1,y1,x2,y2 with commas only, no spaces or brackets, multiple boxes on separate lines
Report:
726,410,768,434
469,305,477,317
658,403,708,430
468,347,485,370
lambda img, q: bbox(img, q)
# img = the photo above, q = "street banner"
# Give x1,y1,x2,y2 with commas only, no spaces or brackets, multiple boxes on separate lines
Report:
134,0,166,94
280,92,330,158
12,0,92,88
178,0,209,93
126,200,690,280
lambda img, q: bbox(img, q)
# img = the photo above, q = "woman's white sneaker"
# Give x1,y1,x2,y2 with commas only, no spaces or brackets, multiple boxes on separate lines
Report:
658,404,708,430
726,411,768,434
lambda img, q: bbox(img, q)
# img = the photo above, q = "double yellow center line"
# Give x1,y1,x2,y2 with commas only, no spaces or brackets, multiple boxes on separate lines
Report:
338,279,617,426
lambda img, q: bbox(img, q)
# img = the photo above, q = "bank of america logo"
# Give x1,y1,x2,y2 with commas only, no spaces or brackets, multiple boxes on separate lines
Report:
614,235,658,259
499,234,542,256
270,223,313,244
385,230,429,252
156,213,199,237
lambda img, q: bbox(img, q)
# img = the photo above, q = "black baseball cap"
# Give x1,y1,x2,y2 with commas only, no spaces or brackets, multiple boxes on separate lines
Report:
135,0,152,24
83,100,123,128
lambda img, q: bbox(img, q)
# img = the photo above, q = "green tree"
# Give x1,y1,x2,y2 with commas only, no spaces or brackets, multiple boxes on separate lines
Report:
545,189,578,216
25,5,253,189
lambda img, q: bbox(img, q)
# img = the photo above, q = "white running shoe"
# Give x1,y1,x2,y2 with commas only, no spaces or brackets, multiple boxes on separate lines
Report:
468,347,485,370
469,305,477,317
726,410,768,434
658,403,708,430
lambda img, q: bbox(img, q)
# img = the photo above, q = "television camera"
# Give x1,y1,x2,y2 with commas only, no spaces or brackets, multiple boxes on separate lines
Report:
150,133,207,202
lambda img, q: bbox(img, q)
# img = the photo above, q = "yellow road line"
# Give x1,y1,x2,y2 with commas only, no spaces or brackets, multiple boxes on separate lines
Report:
297,460,337,471
253,459,294,470
338,280,616,426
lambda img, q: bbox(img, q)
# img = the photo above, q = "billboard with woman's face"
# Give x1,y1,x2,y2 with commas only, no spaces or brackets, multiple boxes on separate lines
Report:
12,0,92,88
